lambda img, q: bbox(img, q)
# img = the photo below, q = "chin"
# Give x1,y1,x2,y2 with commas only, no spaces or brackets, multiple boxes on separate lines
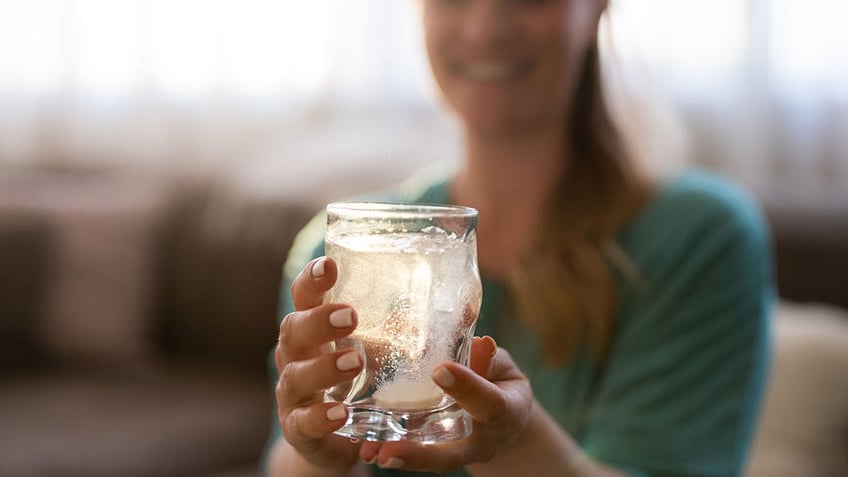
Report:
452,95,553,137
461,111,544,138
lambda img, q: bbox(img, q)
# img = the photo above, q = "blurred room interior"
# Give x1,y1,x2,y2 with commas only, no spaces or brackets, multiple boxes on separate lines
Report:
0,0,846,476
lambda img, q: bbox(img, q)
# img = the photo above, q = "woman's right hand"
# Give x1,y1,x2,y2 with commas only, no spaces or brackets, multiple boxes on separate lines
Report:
273,256,365,475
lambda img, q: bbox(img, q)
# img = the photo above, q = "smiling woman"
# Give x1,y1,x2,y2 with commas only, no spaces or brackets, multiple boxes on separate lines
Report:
266,1,772,476
422,0,598,137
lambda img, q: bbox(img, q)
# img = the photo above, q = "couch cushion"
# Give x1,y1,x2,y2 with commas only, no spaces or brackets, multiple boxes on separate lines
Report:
765,200,848,310
0,365,271,477
0,211,53,369
154,182,314,370
0,169,170,371
153,150,446,369
745,301,848,477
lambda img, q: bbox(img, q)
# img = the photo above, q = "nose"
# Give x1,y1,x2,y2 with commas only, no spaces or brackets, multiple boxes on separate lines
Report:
462,0,516,48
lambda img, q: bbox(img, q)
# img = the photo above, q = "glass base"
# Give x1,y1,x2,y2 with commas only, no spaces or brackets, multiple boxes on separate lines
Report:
333,400,471,443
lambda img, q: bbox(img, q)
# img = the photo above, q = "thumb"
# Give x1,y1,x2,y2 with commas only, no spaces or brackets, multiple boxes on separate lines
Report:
469,335,497,379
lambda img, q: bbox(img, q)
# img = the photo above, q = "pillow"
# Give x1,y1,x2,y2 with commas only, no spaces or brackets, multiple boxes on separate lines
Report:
2,170,170,373
745,301,848,477
0,212,53,370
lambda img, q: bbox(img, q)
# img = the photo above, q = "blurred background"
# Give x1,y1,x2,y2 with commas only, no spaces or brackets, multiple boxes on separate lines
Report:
0,1,846,476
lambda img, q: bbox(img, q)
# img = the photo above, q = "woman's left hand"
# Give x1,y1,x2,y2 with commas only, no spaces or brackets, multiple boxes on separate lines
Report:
358,336,533,473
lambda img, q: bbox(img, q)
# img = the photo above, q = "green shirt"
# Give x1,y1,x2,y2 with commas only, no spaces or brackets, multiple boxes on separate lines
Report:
269,169,773,477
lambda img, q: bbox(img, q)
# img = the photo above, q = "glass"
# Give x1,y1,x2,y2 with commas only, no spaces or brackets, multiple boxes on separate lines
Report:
324,202,482,443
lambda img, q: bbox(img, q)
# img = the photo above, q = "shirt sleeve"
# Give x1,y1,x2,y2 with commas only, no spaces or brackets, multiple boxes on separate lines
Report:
583,176,775,477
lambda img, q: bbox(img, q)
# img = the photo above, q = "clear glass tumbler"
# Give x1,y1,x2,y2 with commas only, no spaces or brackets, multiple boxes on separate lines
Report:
324,202,482,443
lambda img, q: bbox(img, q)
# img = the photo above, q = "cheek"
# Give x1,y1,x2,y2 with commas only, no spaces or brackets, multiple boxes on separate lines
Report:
532,20,591,94
424,43,450,97
532,35,572,95
422,16,451,78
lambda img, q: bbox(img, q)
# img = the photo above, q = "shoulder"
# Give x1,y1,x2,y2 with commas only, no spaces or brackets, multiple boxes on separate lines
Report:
592,173,774,474
665,169,762,222
622,168,770,261
645,169,764,230
615,169,775,324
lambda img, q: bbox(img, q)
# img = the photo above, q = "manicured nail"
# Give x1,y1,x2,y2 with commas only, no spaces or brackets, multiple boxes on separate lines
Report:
326,404,347,421
329,308,354,328
336,352,361,371
432,367,456,388
484,335,498,357
380,457,404,469
312,258,326,278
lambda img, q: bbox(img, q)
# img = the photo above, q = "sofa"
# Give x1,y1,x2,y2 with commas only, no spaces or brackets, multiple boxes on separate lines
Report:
0,154,426,477
0,162,846,476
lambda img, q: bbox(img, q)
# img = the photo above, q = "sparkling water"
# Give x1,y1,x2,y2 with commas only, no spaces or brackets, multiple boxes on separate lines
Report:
325,230,482,413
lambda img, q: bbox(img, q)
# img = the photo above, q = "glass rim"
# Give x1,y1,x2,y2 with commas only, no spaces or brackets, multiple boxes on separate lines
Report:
327,201,477,219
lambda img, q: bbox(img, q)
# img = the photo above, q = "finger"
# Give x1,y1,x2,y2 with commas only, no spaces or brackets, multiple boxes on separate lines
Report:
363,440,467,474
359,441,381,465
291,257,337,311
469,335,497,378
431,348,527,424
486,346,524,382
282,401,351,443
278,350,363,405
277,304,357,363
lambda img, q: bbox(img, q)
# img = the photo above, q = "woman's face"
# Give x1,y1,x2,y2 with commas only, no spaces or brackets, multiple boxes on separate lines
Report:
422,0,604,136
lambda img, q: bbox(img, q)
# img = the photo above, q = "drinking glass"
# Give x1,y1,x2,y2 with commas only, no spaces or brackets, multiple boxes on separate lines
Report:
324,202,482,443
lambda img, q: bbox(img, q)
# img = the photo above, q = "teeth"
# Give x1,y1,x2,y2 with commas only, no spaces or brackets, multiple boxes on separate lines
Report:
462,62,521,80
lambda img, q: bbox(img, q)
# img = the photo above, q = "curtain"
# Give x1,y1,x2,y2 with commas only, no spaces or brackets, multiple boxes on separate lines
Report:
0,0,845,195
0,0,436,169
605,0,848,196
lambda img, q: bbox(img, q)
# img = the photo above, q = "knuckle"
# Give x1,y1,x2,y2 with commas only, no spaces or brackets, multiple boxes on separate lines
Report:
280,363,300,397
290,278,303,303
282,410,301,440
276,397,290,423
278,313,296,348
275,379,285,399
273,344,284,370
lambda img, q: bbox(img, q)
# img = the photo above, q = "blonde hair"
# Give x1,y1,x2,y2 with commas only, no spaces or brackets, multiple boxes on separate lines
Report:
509,40,651,365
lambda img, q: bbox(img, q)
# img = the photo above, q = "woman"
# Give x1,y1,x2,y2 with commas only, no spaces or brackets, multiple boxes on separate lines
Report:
266,0,773,475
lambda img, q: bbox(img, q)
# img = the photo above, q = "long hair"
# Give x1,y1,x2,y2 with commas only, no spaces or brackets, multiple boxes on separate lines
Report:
508,40,651,365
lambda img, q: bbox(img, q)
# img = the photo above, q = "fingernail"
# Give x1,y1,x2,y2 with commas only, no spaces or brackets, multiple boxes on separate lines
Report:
432,367,456,388
363,455,377,465
336,352,361,371
329,308,354,328
326,404,347,421
312,258,326,278
484,335,498,357
380,457,404,469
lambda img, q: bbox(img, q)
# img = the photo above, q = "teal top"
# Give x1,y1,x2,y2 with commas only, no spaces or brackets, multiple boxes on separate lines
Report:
268,169,774,477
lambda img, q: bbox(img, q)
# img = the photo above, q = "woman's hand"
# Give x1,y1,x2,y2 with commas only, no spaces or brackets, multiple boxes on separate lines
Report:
358,336,534,473
273,257,364,475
